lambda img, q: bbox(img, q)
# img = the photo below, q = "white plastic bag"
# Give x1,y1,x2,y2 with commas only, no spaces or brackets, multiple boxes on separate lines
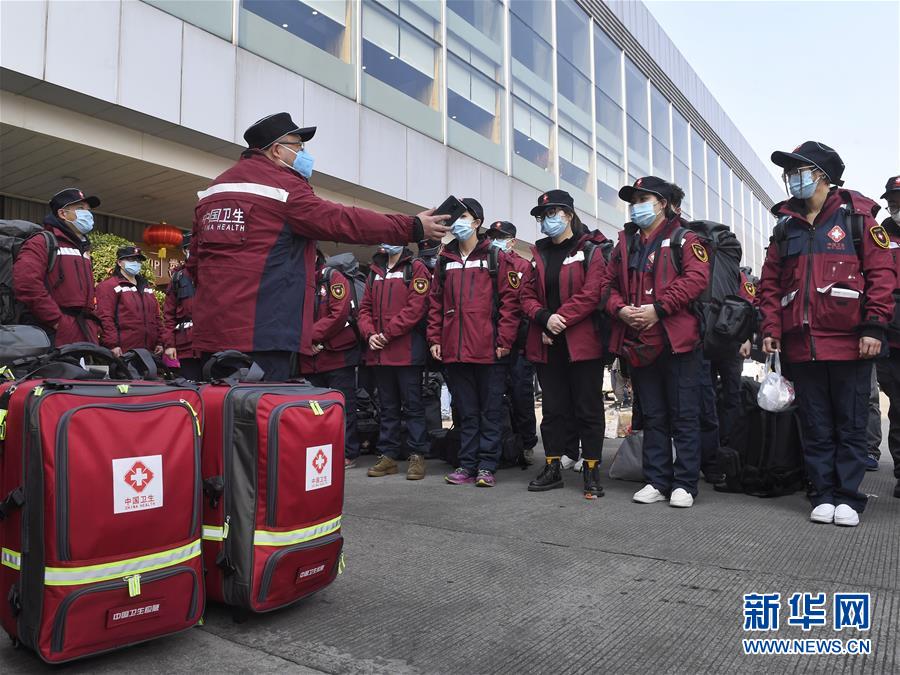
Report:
757,352,795,412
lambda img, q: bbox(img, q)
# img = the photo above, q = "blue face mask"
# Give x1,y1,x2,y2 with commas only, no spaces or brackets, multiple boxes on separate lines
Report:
451,218,475,241
280,144,315,179
122,261,142,277
630,201,659,229
68,209,94,234
381,244,403,256
540,213,567,238
787,169,819,200
489,237,510,252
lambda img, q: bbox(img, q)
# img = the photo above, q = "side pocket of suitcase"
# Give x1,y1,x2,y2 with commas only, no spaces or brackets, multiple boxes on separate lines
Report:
253,533,343,611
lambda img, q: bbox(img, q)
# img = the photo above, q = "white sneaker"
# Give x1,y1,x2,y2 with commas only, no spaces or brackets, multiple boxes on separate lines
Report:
833,504,860,527
572,458,584,473
669,488,694,508
810,503,835,524
560,455,577,470
633,484,666,504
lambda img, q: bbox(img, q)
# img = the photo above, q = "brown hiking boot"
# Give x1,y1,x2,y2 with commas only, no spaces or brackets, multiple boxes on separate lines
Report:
367,455,398,477
406,453,426,480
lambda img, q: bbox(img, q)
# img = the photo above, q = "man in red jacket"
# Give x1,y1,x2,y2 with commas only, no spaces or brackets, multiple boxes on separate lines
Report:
298,252,361,469
759,142,894,526
428,198,521,487
162,233,200,380
95,246,162,356
187,112,449,381
605,176,710,508
358,245,431,480
875,175,900,498
485,221,539,464
13,188,100,346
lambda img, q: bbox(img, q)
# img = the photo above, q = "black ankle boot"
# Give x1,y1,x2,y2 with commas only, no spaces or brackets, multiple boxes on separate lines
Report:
583,462,604,499
528,458,563,492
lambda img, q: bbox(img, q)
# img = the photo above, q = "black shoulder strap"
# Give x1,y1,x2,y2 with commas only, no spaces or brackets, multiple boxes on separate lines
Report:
670,226,688,276
843,209,865,262
438,256,449,285
403,259,414,285
582,240,596,273
487,247,499,278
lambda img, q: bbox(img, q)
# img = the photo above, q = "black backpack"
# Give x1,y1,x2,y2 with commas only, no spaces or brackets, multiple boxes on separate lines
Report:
581,238,615,365
322,253,368,343
1,220,59,325
715,377,805,497
671,221,753,360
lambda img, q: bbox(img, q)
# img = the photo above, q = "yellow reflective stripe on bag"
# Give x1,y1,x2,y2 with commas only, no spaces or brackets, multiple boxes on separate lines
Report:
43,540,201,586
253,516,341,547
1,547,21,570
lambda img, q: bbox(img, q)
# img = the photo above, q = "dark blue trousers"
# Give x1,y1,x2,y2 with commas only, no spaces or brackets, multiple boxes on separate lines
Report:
699,359,721,475
308,366,360,460
790,360,871,512
710,354,743,446
374,365,427,460
446,363,506,472
508,351,538,450
632,349,702,496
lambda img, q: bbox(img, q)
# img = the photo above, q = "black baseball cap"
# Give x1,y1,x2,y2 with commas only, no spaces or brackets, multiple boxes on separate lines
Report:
881,175,900,200
618,176,675,203
50,188,100,213
530,189,575,217
461,197,484,224
243,112,316,149
116,245,147,261
771,141,845,186
486,221,517,238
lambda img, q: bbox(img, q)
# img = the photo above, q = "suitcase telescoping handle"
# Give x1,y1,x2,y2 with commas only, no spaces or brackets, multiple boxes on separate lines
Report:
201,350,265,384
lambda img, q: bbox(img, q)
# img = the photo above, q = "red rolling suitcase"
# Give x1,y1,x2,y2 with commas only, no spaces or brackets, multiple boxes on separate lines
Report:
0,368,204,663
199,353,346,614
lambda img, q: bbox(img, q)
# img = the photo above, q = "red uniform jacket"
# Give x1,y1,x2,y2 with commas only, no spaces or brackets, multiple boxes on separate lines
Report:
605,217,710,355
758,189,894,362
520,229,609,364
507,251,532,353
297,267,360,374
880,216,900,350
161,264,198,358
427,238,520,364
12,215,98,346
187,151,421,355
95,273,161,352
357,249,430,367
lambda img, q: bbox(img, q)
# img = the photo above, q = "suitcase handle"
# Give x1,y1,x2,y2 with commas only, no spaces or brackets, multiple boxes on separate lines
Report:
202,350,265,384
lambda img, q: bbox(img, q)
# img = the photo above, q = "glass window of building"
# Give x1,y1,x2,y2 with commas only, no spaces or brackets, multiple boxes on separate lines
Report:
148,0,233,41
650,87,671,180
732,172,742,228
594,25,624,221
510,0,554,186
239,0,355,98
672,108,690,218
556,0,592,199
625,59,650,181
721,165,733,227
690,128,707,220
706,147,720,222
446,0,506,169
361,0,442,139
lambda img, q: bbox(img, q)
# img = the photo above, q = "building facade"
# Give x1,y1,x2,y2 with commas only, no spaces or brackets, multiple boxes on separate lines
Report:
1,0,782,273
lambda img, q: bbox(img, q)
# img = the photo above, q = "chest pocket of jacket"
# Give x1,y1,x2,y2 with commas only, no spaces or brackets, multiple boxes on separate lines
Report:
780,230,806,286
823,259,862,289
197,201,252,246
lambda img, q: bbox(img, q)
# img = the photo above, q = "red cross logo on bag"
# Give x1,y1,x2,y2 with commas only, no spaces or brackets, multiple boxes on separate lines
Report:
312,449,328,474
828,226,845,243
124,461,154,493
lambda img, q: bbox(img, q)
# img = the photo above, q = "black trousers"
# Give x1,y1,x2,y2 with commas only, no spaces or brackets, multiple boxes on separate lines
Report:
307,366,360,460
535,347,605,461
710,354,742,446
699,358,720,475
374,365,427,460
508,351,539,450
631,349,702,496
445,363,506,472
790,360,870,512
876,353,900,478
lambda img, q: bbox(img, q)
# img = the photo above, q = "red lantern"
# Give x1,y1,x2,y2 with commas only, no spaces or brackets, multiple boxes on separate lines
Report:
143,222,184,259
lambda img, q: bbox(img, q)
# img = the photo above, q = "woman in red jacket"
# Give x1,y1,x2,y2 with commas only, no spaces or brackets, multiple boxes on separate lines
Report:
427,198,520,488
95,246,161,356
520,190,611,500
